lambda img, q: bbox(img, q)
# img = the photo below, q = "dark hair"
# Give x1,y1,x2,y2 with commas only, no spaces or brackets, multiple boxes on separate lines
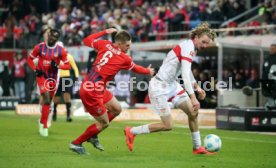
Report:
114,30,131,43
49,29,60,38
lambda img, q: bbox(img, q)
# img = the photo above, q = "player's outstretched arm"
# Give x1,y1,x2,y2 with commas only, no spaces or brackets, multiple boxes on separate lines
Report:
27,45,40,71
27,47,45,77
83,28,117,48
131,64,154,76
181,60,200,111
57,61,71,70
147,64,155,76
193,82,206,100
27,56,36,71
56,48,71,70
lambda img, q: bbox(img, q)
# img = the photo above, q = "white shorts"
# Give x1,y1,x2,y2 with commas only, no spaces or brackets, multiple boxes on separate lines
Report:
149,77,189,116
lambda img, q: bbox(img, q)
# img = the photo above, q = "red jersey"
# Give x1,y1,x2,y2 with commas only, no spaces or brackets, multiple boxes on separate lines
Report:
91,40,134,82
28,42,69,79
83,30,150,88
80,30,150,116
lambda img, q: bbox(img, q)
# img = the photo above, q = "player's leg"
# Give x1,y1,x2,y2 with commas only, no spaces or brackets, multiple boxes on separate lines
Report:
38,76,58,137
130,96,173,132
47,91,57,128
73,112,109,144
39,95,43,105
52,79,62,121
125,78,173,151
150,115,173,132
36,81,46,135
88,90,120,151
70,112,109,154
177,99,200,145
52,95,60,121
47,101,54,128
70,87,109,154
41,91,51,126
63,92,72,122
38,91,51,137
47,77,60,126
176,95,214,154
104,90,122,121
125,95,172,151
63,77,73,122
38,95,44,134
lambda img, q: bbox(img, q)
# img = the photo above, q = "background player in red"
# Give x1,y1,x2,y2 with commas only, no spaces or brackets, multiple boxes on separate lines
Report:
69,28,154,154
27,29,71,137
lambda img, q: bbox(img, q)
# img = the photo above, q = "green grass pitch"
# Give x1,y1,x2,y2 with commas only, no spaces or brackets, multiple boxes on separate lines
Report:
0,111,276,168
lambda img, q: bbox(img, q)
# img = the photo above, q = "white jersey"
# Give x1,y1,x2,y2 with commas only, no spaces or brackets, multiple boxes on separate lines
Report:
156,39,196,94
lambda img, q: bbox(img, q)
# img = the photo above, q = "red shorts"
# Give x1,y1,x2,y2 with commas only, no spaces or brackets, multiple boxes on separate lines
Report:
79,84,113,117
36,76,58,97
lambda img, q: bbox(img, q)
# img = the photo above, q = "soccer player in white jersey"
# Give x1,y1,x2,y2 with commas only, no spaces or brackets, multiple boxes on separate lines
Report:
124,22,217,154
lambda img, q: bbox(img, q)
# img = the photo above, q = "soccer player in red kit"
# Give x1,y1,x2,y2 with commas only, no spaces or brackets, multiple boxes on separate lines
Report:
69,28,154,154
27,29,71,137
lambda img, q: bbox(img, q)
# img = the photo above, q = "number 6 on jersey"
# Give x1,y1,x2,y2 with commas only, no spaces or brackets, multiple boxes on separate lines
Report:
97,51,113,70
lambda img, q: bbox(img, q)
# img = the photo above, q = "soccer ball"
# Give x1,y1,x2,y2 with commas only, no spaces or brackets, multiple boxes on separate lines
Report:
203,134,222,152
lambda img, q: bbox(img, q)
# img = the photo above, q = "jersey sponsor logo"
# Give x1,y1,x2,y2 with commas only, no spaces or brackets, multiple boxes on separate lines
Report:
43,60,51,66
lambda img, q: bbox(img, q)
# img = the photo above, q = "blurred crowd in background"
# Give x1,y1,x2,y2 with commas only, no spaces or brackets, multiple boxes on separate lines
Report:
0,0,275,48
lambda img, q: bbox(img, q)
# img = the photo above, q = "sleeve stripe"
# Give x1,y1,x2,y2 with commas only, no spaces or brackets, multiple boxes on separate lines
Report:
128,62,135,70
173,45,192,62
180,57,192,63
173,45,181,57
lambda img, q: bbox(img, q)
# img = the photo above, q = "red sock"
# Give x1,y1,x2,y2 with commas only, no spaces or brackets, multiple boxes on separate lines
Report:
40,104,50,128
73,124,100,145
107,112,116,122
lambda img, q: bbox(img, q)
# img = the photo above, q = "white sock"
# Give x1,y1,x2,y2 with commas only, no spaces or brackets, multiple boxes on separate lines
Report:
191,131,201,149
130,125,150,135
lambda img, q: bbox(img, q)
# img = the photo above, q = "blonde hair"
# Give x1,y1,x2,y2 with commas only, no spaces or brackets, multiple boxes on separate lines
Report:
190,22,217,41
